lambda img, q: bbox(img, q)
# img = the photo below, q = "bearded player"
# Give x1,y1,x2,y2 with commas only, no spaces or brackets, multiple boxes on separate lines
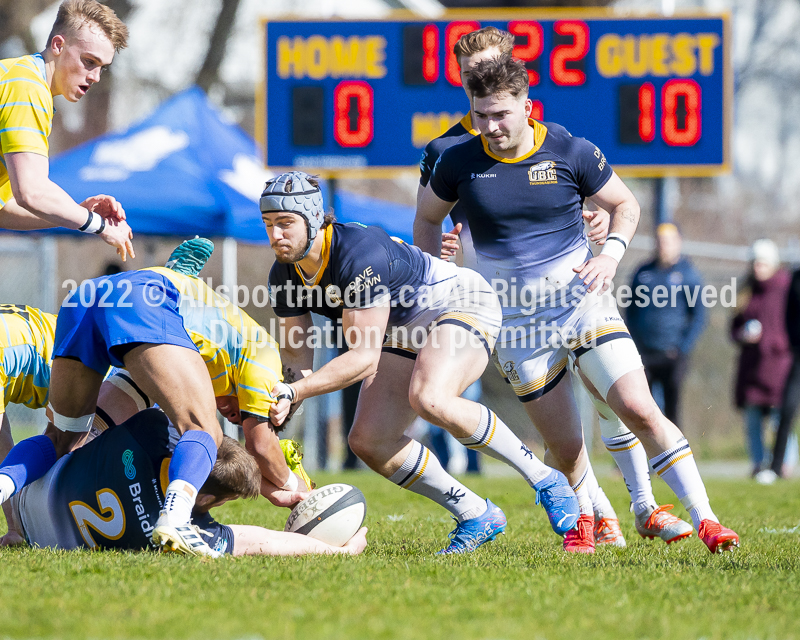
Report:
262,171,579,554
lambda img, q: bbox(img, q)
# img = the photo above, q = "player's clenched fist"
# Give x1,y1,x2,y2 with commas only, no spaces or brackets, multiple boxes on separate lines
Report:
440,222,462,260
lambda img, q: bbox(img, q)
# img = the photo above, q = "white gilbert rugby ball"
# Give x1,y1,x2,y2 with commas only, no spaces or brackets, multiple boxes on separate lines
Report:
285,483,366,547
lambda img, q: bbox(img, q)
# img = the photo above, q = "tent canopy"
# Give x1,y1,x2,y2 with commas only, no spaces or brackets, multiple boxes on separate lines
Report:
48,87,415,243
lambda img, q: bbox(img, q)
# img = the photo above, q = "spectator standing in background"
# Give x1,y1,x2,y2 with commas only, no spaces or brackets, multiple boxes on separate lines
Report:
766,266,800,481
627,223,706,429
731,239,793,480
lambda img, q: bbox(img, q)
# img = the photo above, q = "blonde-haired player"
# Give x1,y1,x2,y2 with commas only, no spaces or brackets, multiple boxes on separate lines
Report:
0,0,133,259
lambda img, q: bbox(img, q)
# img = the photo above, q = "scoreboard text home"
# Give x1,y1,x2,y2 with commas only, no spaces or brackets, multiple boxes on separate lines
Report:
260,11,731,177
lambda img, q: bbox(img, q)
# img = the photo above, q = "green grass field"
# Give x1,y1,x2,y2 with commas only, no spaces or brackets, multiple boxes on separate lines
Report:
2,471,799,640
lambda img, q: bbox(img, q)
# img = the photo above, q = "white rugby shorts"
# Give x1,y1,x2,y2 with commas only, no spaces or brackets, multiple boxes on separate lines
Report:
493,286,638,402
382,259,502,359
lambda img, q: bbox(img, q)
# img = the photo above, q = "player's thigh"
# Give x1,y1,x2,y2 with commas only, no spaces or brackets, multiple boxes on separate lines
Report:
521,373,584,459
410,323,489,403
48,357,105,417
122,343,219,437
349,351,417,449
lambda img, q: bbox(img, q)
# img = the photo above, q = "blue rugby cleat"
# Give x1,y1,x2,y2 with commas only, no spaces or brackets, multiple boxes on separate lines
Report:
533,469,580,536
165,237,214,276
437,499,507,555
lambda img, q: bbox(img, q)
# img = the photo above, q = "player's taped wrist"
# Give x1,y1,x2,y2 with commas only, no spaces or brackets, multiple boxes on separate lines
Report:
281,472,299,492
600,233,628,263
78,210,106,235
273,381,297,404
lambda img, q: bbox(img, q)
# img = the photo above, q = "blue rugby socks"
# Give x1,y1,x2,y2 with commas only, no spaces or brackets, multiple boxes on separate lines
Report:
162,430,218,523
0,435,57,503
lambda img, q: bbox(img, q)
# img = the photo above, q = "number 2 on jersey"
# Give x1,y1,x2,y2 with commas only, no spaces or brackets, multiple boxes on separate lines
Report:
69,489,126,548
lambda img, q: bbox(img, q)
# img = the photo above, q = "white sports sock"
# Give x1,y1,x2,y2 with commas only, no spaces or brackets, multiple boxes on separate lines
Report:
162,480,198,525
592,392,658,516
649,438,717,529
570,466,595,516
389,440,486,522
456,405,550,486
0,473,15,504
593,487,617,520
602,433,657,516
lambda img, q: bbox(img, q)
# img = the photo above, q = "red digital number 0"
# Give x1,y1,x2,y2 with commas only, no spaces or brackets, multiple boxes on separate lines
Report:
661,79,701,146
508,21,544,85
550,21,589,86
334,81,373,148
445,21,480,86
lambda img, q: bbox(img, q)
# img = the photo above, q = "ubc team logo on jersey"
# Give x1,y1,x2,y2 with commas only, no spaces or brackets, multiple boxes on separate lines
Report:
528,161,558,185
325,285,343,307
503,361,520,383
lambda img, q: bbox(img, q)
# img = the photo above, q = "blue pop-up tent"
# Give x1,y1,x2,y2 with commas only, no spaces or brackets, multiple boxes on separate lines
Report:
48,87,415,243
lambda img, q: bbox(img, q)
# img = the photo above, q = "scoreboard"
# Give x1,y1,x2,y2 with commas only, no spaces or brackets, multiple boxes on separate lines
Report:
259,11,731,177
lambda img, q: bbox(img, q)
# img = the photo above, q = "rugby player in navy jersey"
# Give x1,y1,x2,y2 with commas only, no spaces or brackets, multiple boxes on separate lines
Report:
262,171,580,554
8,408,367,556
416,55,738,554
420,28,694,551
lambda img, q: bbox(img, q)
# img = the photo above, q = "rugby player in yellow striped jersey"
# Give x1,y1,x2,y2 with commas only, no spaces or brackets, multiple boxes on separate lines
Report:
96,266,313,506
0,304,56,546
0,0,133,260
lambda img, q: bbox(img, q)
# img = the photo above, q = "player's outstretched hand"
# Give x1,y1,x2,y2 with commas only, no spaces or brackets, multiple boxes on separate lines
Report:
81,194,126,222
261,476,310,508
583,209,610,245
342,527,368,555
440,222,462,260
100,219,135,261
573,254,618,293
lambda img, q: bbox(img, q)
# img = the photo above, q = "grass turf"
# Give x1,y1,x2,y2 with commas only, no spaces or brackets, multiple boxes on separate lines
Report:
2,471,799,640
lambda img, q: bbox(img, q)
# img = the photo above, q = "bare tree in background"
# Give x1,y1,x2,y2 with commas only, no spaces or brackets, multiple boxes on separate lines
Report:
0,0,52,53
733,0,800,207
195,0,243,93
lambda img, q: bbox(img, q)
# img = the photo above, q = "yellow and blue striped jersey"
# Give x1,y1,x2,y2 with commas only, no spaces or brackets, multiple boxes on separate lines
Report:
0,304,56,411
146,268,282,419
0,54,53,207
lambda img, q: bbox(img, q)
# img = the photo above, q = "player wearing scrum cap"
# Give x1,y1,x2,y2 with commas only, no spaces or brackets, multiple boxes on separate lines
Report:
416,55,738,554
262,171,580,555
420,27,694,551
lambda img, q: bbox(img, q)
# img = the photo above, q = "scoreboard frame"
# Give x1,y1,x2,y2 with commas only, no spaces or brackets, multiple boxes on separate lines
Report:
257,9,732,178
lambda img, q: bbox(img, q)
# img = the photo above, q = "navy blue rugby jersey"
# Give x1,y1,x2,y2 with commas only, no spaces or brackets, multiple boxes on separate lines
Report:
429,119,613,298
269,222,439,326
18,409,233,553
419,114,479,270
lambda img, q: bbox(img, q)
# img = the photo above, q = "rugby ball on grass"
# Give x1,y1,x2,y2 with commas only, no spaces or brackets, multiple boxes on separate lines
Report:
285,483,366,547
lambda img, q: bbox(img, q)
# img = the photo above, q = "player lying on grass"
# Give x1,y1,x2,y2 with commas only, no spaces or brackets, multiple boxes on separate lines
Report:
426,26,693,550
415,54,738,553
6,408,366,556
0,240,309,557
262,171,579,555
